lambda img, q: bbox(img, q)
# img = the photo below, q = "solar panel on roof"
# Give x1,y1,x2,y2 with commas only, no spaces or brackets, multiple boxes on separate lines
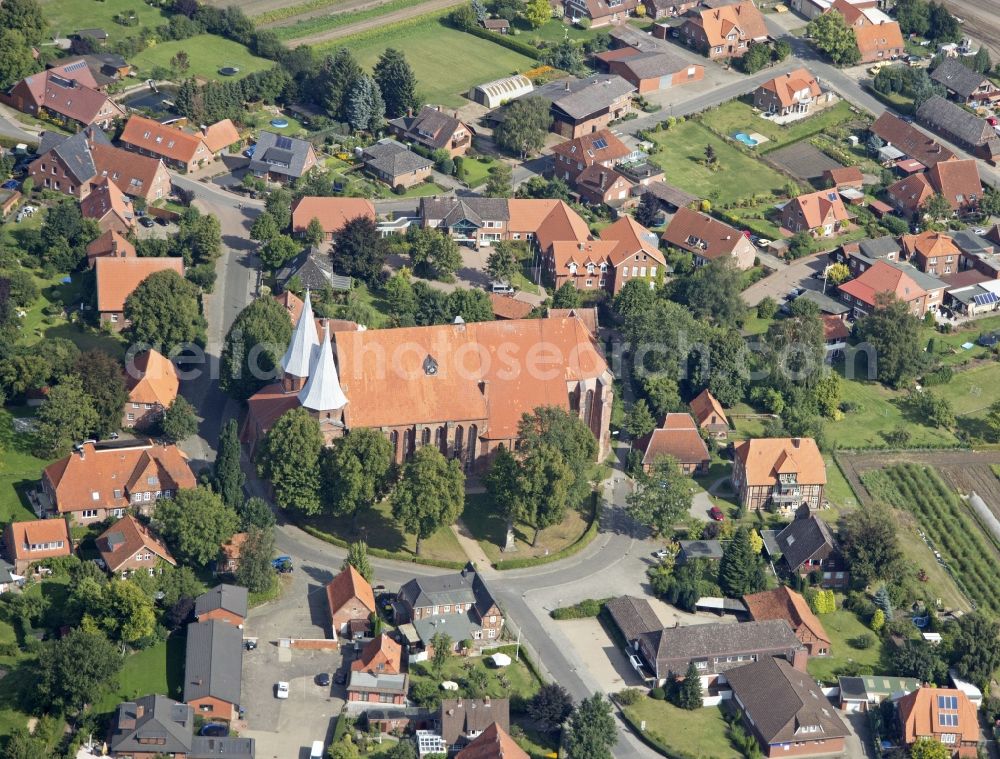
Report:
64,61,87,72
275,136,293,149
593,137,609,150
973,292,999,306
827,192,838,201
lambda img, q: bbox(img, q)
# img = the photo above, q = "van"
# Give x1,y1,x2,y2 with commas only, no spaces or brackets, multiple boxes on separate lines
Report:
491,282,514,294
310,741,324,759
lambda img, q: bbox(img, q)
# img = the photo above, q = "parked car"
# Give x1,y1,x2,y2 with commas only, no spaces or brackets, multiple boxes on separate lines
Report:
271,555,293,573
755,238,772,248
315,673,331,687
1,179,18,190
276,682,289,699
974,227,989,235
709,506,725,522
334,671,346,685
784,288,802,301
155,216,168,226
244,639,257,651
628,654,643,673
139,216,155,228
652,547,671,560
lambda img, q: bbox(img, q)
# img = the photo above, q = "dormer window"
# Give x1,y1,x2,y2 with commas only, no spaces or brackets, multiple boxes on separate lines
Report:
423,355,438,375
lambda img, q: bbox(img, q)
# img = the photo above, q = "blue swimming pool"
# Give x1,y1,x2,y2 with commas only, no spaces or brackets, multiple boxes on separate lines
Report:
270,118,289,129
733,132,759,147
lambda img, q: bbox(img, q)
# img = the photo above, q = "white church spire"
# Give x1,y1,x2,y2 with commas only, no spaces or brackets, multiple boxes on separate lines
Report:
298,321,348,411
281,289,319,379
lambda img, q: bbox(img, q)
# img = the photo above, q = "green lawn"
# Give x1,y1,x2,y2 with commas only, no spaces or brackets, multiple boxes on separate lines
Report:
646,121,788,206
0,409,51,524
458,156,499,189
462,492,591,564
327,12,536,107
703,100,860,154
517,18,602,44
247,110,309,138
130,34,274,82
39,0,169,44
806,608,884,685
623,700,739,759
94,634,187,714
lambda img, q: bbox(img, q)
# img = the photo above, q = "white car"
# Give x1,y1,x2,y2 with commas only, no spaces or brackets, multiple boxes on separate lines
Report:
629,654,644,673
974,228,988,235
755,238,773,248
276,682,289,699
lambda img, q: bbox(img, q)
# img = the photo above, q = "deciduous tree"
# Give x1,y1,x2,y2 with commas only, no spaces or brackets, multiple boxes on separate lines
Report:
494,97,551,157
840,501,903,585
484,163,513,198
0,0,46,46
161,395,199,443
35,375,99,456
156,486,239,566
635,191,660,227
551,281,580,308
486,240,520,285
524,0,551,28
856,294,925,387
320,428,393,525
627,455,692,537
304,217,325,247
807,11,861,65
519,442,574,546
259,233,299,271
951,612,1000,687
73,350,127,439
518,406,597,505
391,446,464,555
429,631,453,676
220,295,293,401
529,683,574,732
332,216,388,286
624,399,656,439
125,270,206,354
910,738,951,759
0,30,37,89
258,408,323,514
236,526,277,593
563,693,617,759
239,496,276,530
36,629,121,713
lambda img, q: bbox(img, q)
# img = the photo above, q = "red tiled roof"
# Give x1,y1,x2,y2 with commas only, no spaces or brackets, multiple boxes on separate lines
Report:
839,260,926,306
96,514,176,573
757,68,822,109
86,229,135,265
291,196,376,236
661,207,747,258
120,115,210,164
733,437,826,486
91,143,166,198
641,413,710,467
821,314,850,341
689,388,727,428
898,688,978,746
888,173,933,214
201,119,241,153
455,723,529,759
824,166,863,186
689,1,768,47
599,215,666,268
901,231,959,261
927,158,982,210
489,293,533,320
125,349,179,407
95,257,184,313
551,129,631,166
350,633,403,674
3,519,71,562
784,189,850,230
325,565,376,617
80,176,134,230
854,21,904,59
743,586,830,647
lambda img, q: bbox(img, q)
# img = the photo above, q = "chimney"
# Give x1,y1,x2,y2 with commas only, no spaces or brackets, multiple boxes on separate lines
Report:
792,437,801,448
135,705,144,718
599,171,607,189
484,696,491,707
200,124,208,136
407,107,413,118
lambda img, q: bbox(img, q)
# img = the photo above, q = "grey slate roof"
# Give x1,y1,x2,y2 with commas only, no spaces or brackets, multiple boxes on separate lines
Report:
191,736,256,758
858,235,900,260
195,584,249,621
642,180,698,209
606,596,661,644
917,95,993,147
440,698,510,746
532,75,636,120
640,619,801,665
419,196,511,227
412,609,481,645
362,139,433,178
678,539,725,561
388,106,464,151
249,131,313,179
618,50,691,80
184,620,244,706
36,125,111,185
0,559,16,585
951,229,996,257
930,58,992,99
398,565,495,612
348,671,408,694
109,695,194,754
725,657,849,745
796,288,850,315
275,245,352,292
774,514,835,570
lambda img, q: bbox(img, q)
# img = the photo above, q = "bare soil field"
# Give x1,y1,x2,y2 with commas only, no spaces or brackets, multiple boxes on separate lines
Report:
941,0,1000,57
257,0,392,28
285,0,466,46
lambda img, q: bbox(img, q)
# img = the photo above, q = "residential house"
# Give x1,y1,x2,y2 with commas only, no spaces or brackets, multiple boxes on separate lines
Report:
680,1,770,60
931,58,1000,107
0,560,21,595
419,197,510,249
839,259,945,316
108,694,255,759
1,518,71,573
564,0,642,27
525,75,635,138
599,44,705,93
549,238,619,293
853,20,905,63
725,657,849,758
351,634,404,675
506,198,590,253
551,129,631,185
41,439,196,525
361,139,433,190
916,96,1000,162
200,119,242,157
273,245,352,294
290,196,376,241
79,176,134,234
690,389,729,438
869,112,955,170
29,127,171,203
574,165,636,207
86,229,135,267
4,61,125,129
888,158,982,219
455,722,529,759
779,189,850,237
838,675,920,712
96,514,175,577
326,564,376,639
754,68,824,117
95,256,184,329
942,271,1000,316
678,539,726,564
637,619,806,687
643,0,700,18
902,231,960,276
48,53,132,89
396,564,503,648
248,131,318,183
639,413,710,474
953,229,1000,274
195,584,249,627
184,619,244,721
743,587,831,656
216,533,247,576
605,595,662,652
661,207,757,270
123,349,179,430
482,18,510,32
438,698,511,753
897,687,979,758
119,115,212,172
388,106,473,158
823,166,864,191
732,437,826,511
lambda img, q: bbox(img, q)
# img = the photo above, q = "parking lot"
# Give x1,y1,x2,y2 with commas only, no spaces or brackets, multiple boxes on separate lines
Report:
741,253,830,307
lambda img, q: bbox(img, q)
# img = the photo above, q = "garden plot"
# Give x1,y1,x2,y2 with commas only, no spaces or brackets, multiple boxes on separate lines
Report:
768,142,844,182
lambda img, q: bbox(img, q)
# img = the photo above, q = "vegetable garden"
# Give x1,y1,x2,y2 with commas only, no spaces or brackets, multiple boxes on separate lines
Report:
864,464,1000,615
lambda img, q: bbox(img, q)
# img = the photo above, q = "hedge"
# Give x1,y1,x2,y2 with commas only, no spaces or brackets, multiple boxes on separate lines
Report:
493,493,599,570
459,24,541,60
299,523,467,570
549,597,609,620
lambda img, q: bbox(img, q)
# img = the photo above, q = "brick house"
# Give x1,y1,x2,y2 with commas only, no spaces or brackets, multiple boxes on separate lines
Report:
124,349,179,431
869,112,955,169
346,671,408,707
195,584,249,627
575,165,637,207
326,564,376,639
661,207,757,270
637,619,806,688
1,519,71,573
437,698,511,754
603,49,704,94
248,131,318,183
183,619,243,721
455,722,529,759
887,159,982,219
388,105,473,158
689,389,729,438
772,508,848,589
351,634,404,676
419,197,510,249
42,440,197,525
86,230,135,267
898,688,979,758
530,75,635,138
96,514,176,576
361,139,433,190
916,96,1000,162
4,61,125,129
753,68,824,117
216,532,247,575
680,1,769,60
639,413,710,474
564,0,641,27
838,260,945,317
931,58,1000,107
853,21,905,63
743,587,832,656
778,189,850,237
902,231,960,276
551,129,631,185
397,565,503,649
95,257,184,329
119,115,212,172
290,196,376,241
726,657,849,758
732,437,826,512
79,176,135,235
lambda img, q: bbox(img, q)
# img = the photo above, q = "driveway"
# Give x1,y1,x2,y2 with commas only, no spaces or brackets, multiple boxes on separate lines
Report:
843,710,875,759
556,618,645,693
741,253,830,306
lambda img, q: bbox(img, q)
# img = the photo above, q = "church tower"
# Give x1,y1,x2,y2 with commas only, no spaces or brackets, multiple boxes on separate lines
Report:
280,289,319,393
298,321,349,440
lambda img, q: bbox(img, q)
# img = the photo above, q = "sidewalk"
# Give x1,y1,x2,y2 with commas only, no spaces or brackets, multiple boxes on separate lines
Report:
451,521,494,575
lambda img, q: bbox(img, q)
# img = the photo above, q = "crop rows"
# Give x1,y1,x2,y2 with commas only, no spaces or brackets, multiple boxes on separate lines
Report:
881,464,1000,615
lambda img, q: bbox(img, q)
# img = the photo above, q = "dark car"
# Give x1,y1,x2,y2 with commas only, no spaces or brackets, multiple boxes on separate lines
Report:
155,216,168,226
138,216,155,228
334,671,346,685
315,672,331,687
200,724,228,737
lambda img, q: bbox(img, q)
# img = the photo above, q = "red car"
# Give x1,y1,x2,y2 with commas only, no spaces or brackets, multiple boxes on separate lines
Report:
709,506,725,522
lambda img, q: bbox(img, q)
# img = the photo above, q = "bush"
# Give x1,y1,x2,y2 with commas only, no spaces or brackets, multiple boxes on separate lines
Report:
617,688,643,706
853,632,876,649
922,365,953,387
649,687,666,700
550,598,606,619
